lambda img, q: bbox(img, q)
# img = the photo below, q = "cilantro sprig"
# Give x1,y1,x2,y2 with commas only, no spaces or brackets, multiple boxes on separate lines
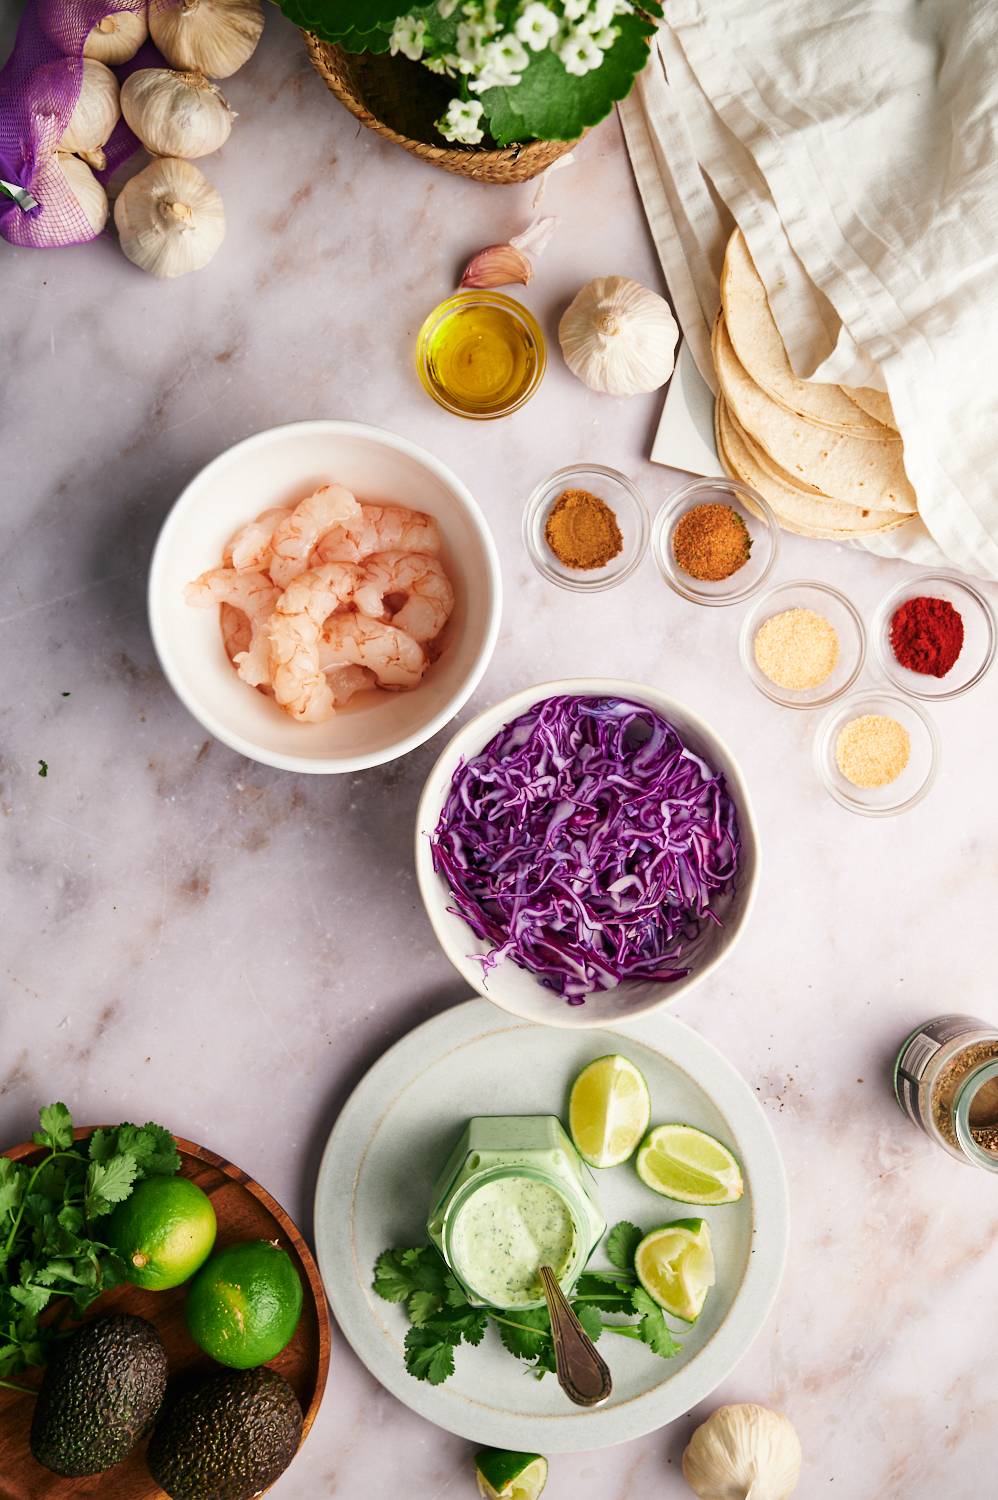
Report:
373,1218,682,1386
0,1103,180,1387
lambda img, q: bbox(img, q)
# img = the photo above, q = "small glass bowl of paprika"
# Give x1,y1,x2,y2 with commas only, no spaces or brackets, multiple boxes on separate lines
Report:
523,464,650,592
871,572,997,701
652,477,780,607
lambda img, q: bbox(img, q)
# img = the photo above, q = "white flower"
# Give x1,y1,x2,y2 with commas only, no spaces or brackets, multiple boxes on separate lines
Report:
437,97,486,144
563,0,590,19
586,0,618,25
455,18,489,70
557,30,604,74
588,24,618,48
389,15,426,60
438,0,459,14
468,33,529,90
515,1,559,50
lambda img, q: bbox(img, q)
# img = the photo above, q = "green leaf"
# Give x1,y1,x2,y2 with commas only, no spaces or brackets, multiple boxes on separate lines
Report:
404,1325,458,1384
606,1221,643,1271
572,1301,604,1344
482,11,658,146
274,0,403,46
0,1160,25,1218
572,1271,636,1312
33,1103,74,1152
631,1288,682,1359
495,1305,551,1363
9,1283,52,1317
84,1155,138,1220
407,1289,443,1325
373,1245,448,1304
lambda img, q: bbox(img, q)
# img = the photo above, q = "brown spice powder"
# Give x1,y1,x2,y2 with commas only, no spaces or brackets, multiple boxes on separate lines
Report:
931,1040,998,1151
672,502,751,582
545,488,623,571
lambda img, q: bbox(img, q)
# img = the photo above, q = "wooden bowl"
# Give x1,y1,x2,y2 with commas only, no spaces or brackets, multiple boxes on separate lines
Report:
304,35,580,184
0,1133,331,1499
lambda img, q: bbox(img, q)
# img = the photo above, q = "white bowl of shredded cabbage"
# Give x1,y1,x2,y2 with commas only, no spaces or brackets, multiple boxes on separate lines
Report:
415,679,760,1028
149,420,502,773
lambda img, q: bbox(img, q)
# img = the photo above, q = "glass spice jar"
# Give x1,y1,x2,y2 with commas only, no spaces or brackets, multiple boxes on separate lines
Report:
894,1015,998,1170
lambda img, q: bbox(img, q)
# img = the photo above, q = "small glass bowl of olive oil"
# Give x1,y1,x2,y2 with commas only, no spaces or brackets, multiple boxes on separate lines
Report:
416,290,546,419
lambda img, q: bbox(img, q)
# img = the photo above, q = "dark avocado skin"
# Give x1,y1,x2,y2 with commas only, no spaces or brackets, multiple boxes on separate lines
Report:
30,1313,169,1477
147,1366,304,1500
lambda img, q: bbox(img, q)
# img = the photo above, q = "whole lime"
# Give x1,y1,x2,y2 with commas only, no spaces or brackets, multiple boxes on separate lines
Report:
185,1240,304,1370
107,1176,217,1291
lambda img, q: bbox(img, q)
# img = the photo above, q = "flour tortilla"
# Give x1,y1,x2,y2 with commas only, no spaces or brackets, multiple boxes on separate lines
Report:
843,386,898,430
715,398,911,539
712,315,918,514
721,230,894,438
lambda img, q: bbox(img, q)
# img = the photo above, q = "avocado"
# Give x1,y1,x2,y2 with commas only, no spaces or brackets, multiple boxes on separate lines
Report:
30,1313,168,1477
147,1366,304,1500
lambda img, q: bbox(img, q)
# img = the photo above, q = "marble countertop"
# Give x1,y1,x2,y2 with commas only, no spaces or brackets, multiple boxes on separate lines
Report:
3,10,998,1498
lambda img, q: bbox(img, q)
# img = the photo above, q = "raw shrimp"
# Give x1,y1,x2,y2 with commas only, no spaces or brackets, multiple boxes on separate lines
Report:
320,612,427,690
268,483,361,590
316,503,442,564
320,662,375,707
185,569,279,688
360,550,455,644
268,562,380,722
223,506,292,572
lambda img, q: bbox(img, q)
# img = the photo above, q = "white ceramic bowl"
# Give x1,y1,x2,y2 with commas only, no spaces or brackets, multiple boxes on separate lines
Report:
149,421,502,773
415,679,760,1029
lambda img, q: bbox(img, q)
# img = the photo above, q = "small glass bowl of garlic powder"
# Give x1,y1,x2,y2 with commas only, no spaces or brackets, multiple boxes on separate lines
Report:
814,689,940,816
740,581,866,709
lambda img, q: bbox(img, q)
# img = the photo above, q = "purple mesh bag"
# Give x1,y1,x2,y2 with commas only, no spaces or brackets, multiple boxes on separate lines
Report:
0,0,159,248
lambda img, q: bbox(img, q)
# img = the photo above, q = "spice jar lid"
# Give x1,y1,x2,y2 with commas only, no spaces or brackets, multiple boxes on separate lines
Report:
813,688,940,817
739,580,866,710
523,464,650,593
651,478,780,607
871,571,997,702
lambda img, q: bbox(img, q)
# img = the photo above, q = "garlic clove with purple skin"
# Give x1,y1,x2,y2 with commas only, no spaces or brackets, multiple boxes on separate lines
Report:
460,242,533,290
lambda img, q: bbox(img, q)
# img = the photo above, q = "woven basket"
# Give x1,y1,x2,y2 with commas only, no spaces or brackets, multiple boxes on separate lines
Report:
304,35,579,185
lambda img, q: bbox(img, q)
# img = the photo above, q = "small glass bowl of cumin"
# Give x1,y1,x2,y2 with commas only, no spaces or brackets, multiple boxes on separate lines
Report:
652,477,780,606
523,464,650,592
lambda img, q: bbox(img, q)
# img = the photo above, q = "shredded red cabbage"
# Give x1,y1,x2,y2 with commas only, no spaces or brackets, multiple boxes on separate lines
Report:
430,695,741,1003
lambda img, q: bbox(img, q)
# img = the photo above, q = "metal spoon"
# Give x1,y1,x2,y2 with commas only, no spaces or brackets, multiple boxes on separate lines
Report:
539,1265,612,1407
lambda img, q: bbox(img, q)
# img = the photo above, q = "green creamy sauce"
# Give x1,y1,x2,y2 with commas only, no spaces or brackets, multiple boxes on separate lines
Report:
452,1176,576,1307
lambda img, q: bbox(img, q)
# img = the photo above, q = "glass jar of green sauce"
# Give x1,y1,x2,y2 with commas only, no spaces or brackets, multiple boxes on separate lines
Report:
427,1116,606,1309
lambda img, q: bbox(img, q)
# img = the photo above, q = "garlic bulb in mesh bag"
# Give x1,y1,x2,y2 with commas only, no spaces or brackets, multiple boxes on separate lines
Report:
149,0,264,79
83,6,149,64
121,69,235,158
114,156,225,278
55,153,109,234
56,58,121,172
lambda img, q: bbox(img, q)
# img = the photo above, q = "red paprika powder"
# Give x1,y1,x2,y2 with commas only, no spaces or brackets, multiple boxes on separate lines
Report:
890,595,964,677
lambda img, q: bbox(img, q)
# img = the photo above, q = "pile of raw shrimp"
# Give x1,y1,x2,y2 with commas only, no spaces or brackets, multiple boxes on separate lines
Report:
185,484,455,723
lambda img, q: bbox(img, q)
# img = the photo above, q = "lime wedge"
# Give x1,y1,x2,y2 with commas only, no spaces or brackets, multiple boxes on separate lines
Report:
569,1054,651,1168
636,1124,744,1204
475,1449,549,1500
635,1219,715,1323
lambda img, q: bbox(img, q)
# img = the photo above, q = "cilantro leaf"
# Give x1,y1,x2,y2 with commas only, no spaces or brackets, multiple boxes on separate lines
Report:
91,1123,180,1179
606,1221,643,1271
373,1245,448,1303
572,1301,604,1344
407,1289,443,1326
84,1154,138,1219
495,1305,551,1364
404,1325,458,1385
0,1160,25,1218
572,1271,636,1312
631,1288,682,1359
33,1103,74,1152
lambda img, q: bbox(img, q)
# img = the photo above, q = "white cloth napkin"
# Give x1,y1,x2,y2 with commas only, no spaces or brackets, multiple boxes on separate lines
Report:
620,0,998,580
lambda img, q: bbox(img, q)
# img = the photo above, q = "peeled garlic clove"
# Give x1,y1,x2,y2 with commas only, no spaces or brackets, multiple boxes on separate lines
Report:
114,156,224,277
559,274,679,397
121,69,235,158
149,0,264,80
54,153,109,235
83,6,149,64
56,58,120,160
682,1403,802,1500
460,243,532,289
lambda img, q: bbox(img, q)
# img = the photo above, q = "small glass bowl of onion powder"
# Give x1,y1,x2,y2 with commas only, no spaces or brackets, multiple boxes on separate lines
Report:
739,581,866,709
814,689,940,816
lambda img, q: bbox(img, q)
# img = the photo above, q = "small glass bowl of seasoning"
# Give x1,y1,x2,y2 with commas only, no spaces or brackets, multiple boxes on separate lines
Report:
416,290,546,419
813,688,939,816
895,1015,998,1170
739,580,866,709
523,464,650,592
871,571,996,701
652,477,779,606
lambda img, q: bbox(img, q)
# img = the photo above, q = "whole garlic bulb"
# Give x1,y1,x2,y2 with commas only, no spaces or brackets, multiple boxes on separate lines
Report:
83,6,149,64
55,153,110,234
114,156,225,277
56,58,121,172
682,1404,802,1500
121,69,235,158
149,0,264,79
559,275,678,397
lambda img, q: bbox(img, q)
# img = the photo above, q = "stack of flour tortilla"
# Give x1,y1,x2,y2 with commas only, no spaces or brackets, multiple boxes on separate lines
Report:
713,231,917,541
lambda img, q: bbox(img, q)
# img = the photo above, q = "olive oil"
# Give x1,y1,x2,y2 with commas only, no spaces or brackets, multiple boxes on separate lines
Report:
417,291,545,418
